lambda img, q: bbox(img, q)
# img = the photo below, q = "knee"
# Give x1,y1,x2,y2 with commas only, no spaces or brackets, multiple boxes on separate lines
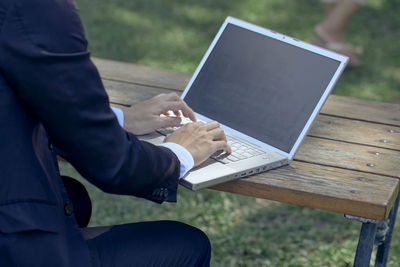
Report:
188,224,211,257
165,221,211,265
194,228,211,266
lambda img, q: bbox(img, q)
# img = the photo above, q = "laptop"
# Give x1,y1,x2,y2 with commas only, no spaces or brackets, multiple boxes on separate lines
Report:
139,16,348,190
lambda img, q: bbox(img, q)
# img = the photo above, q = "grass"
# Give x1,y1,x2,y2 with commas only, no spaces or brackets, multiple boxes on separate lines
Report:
75,0,400,103
60,161,400,266
66,0,399,266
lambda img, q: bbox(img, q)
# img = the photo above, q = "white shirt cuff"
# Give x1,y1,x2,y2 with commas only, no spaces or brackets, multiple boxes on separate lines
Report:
110,107,193,178
111,106,124,127
159,142,194,178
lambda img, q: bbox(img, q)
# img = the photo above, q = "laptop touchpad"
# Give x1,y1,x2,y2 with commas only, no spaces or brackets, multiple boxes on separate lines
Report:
183,159,235,183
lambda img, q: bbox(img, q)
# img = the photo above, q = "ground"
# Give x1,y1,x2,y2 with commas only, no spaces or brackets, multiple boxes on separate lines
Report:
63,0,399,266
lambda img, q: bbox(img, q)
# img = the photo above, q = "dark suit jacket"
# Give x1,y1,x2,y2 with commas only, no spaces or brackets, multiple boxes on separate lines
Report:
0,0,180,265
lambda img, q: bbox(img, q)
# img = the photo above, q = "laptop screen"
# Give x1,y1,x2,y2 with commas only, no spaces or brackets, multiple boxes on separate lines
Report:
183,23,341,153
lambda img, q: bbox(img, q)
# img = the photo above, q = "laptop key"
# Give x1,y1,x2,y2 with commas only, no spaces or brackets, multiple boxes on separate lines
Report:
220,158,233,164
248,150,260,156
157,125,183,136
226,155,240,162
212,153,233,163
242,152,253,158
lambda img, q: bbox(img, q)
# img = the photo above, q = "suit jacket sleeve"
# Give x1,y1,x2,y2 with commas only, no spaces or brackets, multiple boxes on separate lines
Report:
0,0,180,202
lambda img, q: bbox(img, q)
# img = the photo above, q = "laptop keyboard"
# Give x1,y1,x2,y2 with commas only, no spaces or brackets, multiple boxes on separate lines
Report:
211,135,265,164
157,126,265,164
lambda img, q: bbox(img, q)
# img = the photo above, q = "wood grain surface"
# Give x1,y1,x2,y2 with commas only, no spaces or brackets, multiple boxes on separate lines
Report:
211,161,399,220
309,115,400,151
104,79,167,106
93,58,191,91
296,137,400,178
321,95,400,127
93,58,400,220
95,57,400,126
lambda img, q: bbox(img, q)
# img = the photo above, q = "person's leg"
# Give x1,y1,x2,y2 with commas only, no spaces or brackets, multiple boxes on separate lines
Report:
321,0,338,17
316,0,361,44
314,0,366,66
85,221,211,267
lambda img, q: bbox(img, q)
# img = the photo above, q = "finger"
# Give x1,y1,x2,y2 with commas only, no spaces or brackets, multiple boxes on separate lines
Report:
180,102,196,122
207,127,226,141
160,101,185,113
152,93,166,101
209,121,228,147
205,121,220,131
156,116,182,129
212,140,232,154
164,92,181,101
183,121,204,131
192,121,206,127
173,110,181,117
218,130,228,143
160,101,195,121
159,94,196,122
152,93,177,113
164,99,197,121
166,96,196,122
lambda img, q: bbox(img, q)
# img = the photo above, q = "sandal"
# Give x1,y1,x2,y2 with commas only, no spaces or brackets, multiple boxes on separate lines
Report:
311,28,363,67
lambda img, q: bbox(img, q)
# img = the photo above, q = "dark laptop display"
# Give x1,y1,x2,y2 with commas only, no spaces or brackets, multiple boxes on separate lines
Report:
184,24,341,153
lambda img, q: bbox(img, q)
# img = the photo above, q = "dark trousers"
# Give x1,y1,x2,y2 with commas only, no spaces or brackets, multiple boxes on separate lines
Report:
63,176,210,266
83,221,211,267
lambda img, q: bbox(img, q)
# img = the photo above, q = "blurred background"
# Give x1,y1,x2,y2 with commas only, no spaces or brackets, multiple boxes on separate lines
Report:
63,0,399,266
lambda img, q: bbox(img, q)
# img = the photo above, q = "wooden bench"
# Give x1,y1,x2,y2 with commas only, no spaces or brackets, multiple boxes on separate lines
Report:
92,57,400,267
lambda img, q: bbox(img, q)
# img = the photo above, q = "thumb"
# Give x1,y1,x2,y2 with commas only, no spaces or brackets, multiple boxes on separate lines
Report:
157,116,182,128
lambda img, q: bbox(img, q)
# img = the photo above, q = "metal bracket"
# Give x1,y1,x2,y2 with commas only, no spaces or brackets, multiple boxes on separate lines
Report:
344,215,390,245
344,214,379,224
347,193,399,267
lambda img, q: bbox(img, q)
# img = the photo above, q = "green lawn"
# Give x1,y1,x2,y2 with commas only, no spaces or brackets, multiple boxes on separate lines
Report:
66,0,399,266
76,0,399,103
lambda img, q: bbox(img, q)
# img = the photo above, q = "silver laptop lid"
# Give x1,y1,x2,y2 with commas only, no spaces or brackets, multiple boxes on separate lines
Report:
181,16,348,161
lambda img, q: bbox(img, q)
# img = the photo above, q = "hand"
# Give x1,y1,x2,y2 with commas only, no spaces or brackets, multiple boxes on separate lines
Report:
122,93,196,135
165,121,232,167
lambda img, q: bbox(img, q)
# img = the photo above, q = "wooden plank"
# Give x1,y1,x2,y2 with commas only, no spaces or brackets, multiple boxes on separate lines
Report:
95,58,400,126
105,80,400,178
321,95,400,127
211,161,399,220
105,79,400,152
309,115,400,151
104,79,167,106
93,58,191,91
295,137,400,178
